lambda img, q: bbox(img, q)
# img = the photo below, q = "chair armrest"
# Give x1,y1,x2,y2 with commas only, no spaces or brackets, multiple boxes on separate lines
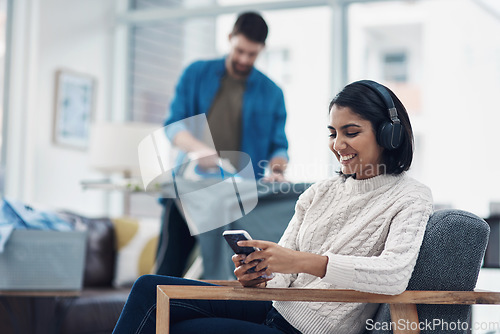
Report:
201,280,241,287
157,285,500,334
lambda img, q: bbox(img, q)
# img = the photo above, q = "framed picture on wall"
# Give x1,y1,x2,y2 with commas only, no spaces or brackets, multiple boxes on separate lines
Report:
53,69,96,150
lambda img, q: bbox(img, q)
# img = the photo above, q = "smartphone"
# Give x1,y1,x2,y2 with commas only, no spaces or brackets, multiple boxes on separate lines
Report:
223,230,275,279
222,230,259,255
223,229,263,274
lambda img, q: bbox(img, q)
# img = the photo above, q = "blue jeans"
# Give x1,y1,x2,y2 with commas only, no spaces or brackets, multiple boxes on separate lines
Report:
112,275,301,334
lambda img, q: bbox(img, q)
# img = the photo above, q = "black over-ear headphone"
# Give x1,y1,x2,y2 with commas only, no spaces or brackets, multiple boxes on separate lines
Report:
356,80,404,150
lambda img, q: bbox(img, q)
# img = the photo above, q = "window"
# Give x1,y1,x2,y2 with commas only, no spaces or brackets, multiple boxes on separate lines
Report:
383,51,407,82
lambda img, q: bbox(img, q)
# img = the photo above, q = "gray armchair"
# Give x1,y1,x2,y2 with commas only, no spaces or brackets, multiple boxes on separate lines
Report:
367,209,490,333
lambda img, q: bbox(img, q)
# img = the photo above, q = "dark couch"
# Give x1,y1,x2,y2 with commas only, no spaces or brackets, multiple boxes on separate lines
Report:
0,213,131,334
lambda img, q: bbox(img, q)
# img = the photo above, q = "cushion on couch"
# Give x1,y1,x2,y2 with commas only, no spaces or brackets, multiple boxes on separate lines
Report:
59,211,117,287
111,217,160,287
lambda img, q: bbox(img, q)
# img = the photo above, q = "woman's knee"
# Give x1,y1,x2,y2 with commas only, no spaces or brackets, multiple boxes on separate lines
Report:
133,274,159,289
132,274,205,292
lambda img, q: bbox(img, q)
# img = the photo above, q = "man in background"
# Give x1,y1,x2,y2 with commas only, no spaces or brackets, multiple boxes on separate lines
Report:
157,12,289,277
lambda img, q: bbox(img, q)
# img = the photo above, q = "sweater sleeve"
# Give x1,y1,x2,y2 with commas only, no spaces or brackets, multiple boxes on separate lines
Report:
322,186,433,295
267,182,318,288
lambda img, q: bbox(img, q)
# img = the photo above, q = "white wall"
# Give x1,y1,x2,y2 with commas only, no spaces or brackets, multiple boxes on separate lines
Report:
262,8,333,183
5,0,115,215
421,0,500,217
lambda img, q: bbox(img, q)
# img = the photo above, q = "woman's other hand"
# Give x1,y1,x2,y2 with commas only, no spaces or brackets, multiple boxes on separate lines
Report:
232,254,273,287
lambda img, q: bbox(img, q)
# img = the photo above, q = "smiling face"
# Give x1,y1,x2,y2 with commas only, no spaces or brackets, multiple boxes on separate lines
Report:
225,34,264,79
328,104,385,180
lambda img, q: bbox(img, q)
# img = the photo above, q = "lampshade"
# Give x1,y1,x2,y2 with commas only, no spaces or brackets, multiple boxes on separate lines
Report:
88,122,160,176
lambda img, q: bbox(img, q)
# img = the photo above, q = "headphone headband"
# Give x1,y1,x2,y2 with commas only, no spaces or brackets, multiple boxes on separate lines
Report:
356,80,395,111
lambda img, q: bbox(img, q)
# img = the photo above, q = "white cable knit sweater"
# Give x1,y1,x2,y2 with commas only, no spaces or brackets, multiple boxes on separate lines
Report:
267,173,433,334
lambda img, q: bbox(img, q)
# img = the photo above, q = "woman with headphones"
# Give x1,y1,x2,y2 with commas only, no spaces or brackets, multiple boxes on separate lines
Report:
113,80,433,334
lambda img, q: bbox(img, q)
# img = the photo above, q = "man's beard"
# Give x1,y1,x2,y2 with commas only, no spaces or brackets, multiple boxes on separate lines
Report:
231,61,252,77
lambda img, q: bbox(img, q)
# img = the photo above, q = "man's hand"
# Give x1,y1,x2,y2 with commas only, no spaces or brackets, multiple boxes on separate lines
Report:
173,130,220,169
262,172,287,183
187,148,219,169
262,157,288,183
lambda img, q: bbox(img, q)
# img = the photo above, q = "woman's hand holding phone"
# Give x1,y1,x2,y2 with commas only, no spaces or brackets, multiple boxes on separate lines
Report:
224,230,329,286
236,240,300,274
223,230,274,287
239,239,329,279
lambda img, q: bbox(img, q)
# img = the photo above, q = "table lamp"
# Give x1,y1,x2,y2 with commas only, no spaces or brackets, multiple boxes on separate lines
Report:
87,122,160,214
88,122,160,179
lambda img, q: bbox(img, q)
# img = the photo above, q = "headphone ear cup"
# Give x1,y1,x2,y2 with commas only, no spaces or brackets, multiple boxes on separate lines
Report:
378,122,404,149
391,122,404,149
377,122,391,149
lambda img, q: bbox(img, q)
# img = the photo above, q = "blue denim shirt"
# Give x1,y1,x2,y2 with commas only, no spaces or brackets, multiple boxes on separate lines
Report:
164,57,288,179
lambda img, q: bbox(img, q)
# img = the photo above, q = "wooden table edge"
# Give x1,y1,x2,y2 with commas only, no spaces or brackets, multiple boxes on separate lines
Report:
157,285,500,305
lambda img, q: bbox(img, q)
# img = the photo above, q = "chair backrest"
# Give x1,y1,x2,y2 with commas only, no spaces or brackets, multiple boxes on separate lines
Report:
367,209,490,334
